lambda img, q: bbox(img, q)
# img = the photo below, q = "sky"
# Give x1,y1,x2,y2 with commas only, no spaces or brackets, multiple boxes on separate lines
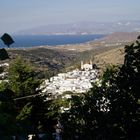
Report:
0,0,140,34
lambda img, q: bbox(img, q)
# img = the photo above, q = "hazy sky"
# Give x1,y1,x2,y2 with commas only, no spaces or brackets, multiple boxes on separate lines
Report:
0,0,140,34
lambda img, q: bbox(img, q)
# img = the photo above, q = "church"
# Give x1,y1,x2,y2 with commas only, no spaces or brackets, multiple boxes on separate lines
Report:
81,60,93,71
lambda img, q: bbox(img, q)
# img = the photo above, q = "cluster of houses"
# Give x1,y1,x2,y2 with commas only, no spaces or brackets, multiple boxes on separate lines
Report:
41,60,99,98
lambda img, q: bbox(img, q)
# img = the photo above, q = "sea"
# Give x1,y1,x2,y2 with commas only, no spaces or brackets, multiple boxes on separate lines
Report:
0,34,105,48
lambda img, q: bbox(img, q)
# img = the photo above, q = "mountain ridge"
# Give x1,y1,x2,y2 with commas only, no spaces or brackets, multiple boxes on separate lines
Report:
16,20,140,35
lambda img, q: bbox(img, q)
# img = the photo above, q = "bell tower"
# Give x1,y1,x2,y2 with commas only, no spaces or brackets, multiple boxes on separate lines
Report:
90,59,93,69
81,61,84,70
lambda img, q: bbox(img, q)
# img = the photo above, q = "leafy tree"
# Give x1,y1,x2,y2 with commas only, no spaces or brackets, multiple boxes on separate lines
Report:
6,57,62,138
107,40,140,139
0,57,44,137
8,57,41,98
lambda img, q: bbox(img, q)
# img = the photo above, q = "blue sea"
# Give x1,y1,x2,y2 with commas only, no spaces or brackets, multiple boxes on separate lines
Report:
0,34,105,48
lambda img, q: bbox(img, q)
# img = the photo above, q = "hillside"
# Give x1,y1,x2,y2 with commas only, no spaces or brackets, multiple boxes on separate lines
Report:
3,32,139,78
7,48,78,73
94,47,124,68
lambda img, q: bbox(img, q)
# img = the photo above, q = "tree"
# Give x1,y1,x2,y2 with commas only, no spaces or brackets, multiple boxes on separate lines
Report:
0,57,44,136
108,40,140,139
8,57,41,98
5,56,62,138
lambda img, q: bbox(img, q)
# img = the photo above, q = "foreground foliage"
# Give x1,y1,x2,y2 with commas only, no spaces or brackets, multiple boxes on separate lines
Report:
60,40,140,140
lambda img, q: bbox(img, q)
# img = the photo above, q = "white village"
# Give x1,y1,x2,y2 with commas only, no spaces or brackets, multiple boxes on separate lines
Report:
41,60,99,98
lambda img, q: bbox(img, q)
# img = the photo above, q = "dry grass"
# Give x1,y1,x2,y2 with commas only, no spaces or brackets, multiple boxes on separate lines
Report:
94,46,125,68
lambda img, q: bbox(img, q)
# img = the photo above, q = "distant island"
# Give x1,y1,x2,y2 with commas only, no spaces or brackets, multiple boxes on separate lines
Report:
16,20,140,35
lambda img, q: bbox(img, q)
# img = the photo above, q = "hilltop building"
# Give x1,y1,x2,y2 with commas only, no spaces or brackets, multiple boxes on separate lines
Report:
81,60,93,70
